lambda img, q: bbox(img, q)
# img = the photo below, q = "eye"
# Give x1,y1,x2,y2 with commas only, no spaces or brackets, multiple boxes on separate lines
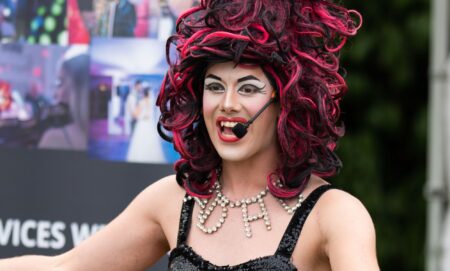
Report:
238,84,263,95
205,82,224,93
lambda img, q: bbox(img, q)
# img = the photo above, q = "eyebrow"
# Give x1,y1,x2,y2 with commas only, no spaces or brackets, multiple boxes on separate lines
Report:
205,74,221,81
237,75,261,83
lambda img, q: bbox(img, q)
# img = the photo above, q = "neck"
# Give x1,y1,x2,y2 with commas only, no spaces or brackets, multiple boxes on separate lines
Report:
220,148,279,200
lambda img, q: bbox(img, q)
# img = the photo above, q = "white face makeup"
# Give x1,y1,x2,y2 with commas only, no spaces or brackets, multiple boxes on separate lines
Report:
204,75,267,96
202,62,279,163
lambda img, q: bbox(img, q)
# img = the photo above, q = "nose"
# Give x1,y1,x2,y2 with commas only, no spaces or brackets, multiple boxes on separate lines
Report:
219,88,241,113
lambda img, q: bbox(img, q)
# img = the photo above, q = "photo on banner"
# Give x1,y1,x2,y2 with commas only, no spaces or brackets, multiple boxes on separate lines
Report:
83,0,196,41
0,0,67,45
89,37,178,164
68,0,91,44
0,43,89,150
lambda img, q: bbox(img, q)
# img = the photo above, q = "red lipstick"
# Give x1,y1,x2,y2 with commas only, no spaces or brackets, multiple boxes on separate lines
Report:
216,116,247,143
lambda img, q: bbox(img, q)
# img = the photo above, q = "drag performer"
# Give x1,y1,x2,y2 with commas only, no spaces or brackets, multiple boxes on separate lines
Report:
0,0,379,270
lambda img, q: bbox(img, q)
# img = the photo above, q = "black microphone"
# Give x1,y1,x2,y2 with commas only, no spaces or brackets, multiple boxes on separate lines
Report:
232,97,276,138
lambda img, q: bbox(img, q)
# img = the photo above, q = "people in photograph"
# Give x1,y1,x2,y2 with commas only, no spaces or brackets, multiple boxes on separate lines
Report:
97,0,136,37
0,82,31,121
154,0,196,41
24,82,50,122
126,86,165,163
115,84,129,119
124,79,142,136
112,0,137,37
68,0,91,44
38,47,90,151
0,82,12,116
0,1,379,270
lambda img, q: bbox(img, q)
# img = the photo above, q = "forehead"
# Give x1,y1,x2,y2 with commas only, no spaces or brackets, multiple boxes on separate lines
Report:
205,62,267,81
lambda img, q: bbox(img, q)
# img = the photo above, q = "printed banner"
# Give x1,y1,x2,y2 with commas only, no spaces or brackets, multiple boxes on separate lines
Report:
0,44,89,150
0,0,67,45
88,37,178,163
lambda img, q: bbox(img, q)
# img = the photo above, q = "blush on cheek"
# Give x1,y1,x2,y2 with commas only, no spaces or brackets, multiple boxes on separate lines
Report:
243,100,268,116
202,102,214,116
201,97,217,138
202,92,218,115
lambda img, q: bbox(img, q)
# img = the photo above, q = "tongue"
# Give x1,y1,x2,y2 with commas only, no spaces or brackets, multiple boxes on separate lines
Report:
222,127,234,136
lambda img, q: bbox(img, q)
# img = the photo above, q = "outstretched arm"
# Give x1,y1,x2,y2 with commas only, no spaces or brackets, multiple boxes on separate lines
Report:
0,176,178,271
0,255,56,271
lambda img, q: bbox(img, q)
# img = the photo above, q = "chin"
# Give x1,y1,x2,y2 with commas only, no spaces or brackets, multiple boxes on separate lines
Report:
215,148,251,162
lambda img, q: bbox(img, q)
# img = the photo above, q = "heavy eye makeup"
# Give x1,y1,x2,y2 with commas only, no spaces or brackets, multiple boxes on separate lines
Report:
204,77,267,95
204,78,225,93
237,81,266,95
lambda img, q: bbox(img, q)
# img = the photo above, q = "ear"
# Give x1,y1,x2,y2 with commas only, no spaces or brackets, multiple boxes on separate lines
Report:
272,94,281,116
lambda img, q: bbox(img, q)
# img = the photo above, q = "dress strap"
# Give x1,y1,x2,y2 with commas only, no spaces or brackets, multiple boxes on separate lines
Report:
176,195,195,246
275,184,333,258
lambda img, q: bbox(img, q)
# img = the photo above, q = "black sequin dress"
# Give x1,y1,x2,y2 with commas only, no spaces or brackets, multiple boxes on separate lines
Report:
168,184,333,271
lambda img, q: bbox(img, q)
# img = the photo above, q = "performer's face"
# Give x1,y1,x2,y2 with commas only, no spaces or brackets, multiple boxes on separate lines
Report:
202,62,279,162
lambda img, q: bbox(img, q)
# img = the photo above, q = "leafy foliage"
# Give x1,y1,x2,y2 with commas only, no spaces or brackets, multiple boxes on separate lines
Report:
333,0,430,270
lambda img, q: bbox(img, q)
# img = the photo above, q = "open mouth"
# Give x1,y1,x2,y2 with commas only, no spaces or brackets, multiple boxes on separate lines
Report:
215,117,247,142
219,121,238,135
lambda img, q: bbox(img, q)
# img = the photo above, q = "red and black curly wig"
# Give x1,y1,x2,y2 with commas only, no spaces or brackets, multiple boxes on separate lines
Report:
157,0,362,198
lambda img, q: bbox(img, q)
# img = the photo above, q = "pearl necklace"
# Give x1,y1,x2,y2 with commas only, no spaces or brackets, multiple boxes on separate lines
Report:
185,182,305,238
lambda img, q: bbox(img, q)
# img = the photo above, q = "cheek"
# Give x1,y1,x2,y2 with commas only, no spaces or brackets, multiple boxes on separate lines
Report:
202,92,219,118
252,106,279,138
202,94,218,135
245,102,265,116
242,97,273,118
202,100,214,117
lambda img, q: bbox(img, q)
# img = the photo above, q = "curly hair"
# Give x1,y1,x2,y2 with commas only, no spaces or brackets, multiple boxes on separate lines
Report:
157,0,362,198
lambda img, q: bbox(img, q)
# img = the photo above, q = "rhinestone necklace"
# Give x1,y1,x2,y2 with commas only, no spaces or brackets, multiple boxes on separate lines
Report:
185,182,305,238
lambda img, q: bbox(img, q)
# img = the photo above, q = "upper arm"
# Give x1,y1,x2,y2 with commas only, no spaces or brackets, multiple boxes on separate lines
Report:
318,190,380,271
55,175,183,271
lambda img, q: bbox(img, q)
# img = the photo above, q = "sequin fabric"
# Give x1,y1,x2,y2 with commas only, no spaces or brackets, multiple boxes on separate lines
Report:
168,185,333,271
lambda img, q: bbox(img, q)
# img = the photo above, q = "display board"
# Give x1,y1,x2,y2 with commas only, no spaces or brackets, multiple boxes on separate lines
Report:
0,148,171,270
0,1,196,269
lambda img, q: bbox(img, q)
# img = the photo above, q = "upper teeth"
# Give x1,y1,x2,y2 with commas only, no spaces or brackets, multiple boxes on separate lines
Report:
220,121,238,128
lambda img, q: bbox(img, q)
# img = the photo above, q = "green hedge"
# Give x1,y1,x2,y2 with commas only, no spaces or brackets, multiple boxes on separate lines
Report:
333,0,429,270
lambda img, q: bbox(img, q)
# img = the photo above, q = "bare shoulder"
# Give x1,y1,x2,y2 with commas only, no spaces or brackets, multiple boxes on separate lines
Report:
138,175,187,248
138,175,185,216
313,187,379,270
104,174,186,244
304,176,373,229
315,188,375,237
141,174,185,199
303,176,375,245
